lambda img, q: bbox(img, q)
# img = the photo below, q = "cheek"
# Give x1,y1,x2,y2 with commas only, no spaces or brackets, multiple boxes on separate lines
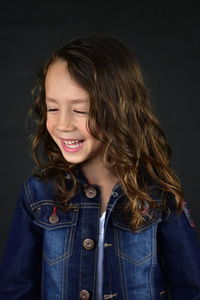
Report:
88,134,105,152
46,119,53,135
87,117,104,139
77,119,91,137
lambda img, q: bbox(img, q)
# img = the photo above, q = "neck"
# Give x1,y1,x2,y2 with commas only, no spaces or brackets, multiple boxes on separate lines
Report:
80,159,119,187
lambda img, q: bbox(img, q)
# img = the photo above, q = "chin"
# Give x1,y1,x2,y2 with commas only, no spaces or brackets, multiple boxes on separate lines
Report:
62,154,86,164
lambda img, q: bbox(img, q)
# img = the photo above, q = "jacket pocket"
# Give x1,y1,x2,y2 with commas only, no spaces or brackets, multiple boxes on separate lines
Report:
112,209,161,265
33,203,79,265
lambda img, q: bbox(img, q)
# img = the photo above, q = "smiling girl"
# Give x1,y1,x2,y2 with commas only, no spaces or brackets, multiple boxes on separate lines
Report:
0,36,200,300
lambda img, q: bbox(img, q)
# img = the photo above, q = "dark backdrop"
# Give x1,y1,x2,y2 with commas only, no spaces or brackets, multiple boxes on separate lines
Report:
1,1,200,260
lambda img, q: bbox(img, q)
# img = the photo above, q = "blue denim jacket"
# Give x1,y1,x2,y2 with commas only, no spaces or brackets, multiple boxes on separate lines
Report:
1,171,200,300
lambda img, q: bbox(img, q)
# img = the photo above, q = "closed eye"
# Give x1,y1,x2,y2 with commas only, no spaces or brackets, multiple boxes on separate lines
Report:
47,108,58,112
73,110,88,114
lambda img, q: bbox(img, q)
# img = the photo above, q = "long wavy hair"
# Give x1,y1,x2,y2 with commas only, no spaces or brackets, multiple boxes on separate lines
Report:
29,36,184,229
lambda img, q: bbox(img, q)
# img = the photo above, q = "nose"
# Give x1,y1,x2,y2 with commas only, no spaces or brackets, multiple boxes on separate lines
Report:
56,111,76,132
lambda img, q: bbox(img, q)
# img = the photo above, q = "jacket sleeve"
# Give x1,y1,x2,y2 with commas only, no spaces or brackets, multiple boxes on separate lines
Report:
0,181,42,300
157,200,200,299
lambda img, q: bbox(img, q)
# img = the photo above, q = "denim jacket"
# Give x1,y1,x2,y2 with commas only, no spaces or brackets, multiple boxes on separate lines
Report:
1,170,200,300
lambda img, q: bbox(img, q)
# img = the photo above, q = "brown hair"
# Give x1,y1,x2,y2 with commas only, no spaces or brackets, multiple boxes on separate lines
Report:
29,36,184,229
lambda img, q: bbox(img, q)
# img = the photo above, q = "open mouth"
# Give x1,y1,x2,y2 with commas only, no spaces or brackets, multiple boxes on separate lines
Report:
63,140,84,148
60,139,85,152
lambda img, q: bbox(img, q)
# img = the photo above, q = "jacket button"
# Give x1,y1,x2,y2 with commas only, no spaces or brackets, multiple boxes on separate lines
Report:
83,239,95,250
85,187,97,198
80,289,90,299
48,214,59,224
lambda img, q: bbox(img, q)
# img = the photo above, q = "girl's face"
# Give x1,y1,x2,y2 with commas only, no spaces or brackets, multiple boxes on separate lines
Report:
45,59,105,166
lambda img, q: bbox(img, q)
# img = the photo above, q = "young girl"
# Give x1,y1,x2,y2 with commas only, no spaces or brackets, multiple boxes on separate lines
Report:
0,36,200,300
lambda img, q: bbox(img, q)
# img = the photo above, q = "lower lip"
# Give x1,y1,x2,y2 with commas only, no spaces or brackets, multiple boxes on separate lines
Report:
60,140,85,153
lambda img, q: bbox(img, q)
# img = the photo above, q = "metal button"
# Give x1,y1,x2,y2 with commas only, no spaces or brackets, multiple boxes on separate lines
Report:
85,187,97,198
49,214,59,224
80,289,90,299
83,238,94,250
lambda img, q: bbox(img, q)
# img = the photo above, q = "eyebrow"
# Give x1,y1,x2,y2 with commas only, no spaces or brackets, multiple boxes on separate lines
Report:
46,97,89,104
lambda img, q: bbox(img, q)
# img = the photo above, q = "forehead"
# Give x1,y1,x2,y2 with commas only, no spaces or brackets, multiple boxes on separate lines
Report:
45,60,89,103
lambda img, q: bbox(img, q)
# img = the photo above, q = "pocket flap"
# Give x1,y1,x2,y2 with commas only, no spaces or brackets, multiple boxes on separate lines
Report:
33,204,79,230
112,207,161,233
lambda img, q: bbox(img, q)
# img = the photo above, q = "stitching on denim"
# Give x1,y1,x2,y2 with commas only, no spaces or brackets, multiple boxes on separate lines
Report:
62,221,76,299
79,202,100,205
104,194,125,230
106,194,124,209
105,234,113,295
61,230,67,300
43,211,78,266
61,254,65,300
33,208,79,229
113,219,161,233
114,226,128,300
24,179,35,216
79,207,84,292
63,212,77,299
79,204,100,206
30,201,63,210
120,254,128,300
112,209,161,232
61,251,67,300
34,219,76,228
117,249,157,265
92,205,99,297
106,207,113,211
112,213,157,265
149,224,156,300
30,201,100,209
43,252,71,265
24,179,32,203
75,205,100,209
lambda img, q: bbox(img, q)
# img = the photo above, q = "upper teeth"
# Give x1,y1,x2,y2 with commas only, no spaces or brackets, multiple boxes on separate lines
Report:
64,140,81,145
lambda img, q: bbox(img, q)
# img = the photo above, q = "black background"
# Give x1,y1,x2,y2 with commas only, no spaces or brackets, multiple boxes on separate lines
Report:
0,1,200,260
